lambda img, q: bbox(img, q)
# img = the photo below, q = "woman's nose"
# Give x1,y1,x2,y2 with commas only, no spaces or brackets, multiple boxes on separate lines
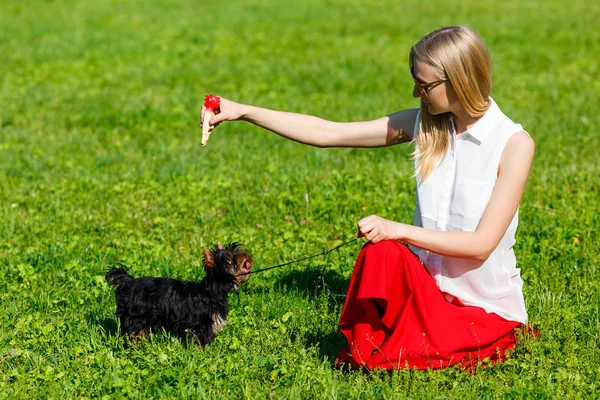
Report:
412,84,421,98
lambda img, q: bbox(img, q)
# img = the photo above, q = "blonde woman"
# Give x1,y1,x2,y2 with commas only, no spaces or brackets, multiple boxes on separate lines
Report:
201,26,535,370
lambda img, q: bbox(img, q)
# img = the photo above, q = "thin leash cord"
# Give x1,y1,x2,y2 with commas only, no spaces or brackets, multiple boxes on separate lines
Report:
241,237,362,275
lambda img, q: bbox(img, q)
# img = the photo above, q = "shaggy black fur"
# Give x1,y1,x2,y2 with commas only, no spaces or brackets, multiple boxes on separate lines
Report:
105,242,252,348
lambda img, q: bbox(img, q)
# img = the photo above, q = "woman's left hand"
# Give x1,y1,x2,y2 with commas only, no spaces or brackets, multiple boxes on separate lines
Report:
356,215,405,243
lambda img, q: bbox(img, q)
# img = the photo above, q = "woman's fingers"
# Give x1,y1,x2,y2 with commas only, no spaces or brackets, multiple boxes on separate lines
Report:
357,215,388,242
367,230,380,242
357,215,373,230
357,218,376,239
210,109,226,125
200,96,223,125
370,233,382,243
201,97,238,127
358,215,377,231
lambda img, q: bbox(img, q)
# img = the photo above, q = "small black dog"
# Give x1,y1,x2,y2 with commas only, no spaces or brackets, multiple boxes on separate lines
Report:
105,242,252,349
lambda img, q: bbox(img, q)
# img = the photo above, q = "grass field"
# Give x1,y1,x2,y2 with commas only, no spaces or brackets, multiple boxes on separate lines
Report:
1,0,599,398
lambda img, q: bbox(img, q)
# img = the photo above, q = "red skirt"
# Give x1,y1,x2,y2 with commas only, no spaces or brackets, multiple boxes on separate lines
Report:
336,240,522,371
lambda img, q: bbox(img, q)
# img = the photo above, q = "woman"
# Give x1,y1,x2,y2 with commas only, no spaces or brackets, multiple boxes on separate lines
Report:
201,26,535,370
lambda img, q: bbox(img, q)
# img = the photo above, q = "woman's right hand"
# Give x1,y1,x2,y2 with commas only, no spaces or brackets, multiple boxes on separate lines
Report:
200,96,245,133
199,96,416,148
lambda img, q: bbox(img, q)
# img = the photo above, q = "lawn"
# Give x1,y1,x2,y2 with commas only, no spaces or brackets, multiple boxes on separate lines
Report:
1,0,598,398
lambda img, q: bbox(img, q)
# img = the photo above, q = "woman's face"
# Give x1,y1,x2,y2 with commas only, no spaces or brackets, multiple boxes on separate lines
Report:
411,60,459,115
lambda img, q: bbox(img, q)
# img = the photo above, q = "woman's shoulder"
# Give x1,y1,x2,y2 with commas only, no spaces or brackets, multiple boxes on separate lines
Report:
499,130,535,176
490,99,533,145
506,130,535,151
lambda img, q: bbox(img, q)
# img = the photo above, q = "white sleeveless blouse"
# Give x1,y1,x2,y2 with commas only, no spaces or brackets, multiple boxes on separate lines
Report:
410,98,528,324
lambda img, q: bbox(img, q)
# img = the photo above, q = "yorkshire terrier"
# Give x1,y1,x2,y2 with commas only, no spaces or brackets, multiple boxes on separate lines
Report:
105,242,252,349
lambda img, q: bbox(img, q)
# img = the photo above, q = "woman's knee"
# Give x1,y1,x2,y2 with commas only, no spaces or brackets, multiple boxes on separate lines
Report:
361,240,405,254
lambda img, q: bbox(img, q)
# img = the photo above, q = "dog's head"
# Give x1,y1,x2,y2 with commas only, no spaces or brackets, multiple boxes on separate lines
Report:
202,242,252,289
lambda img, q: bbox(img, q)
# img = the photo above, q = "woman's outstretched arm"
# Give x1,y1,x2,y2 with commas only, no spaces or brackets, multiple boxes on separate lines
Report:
201,97,418,148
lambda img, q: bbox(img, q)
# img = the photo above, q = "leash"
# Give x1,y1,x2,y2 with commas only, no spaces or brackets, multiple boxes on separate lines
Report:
240,237,362,275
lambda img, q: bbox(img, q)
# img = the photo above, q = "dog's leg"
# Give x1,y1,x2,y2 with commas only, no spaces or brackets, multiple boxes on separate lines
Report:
186,331,205,350
128,329,148,346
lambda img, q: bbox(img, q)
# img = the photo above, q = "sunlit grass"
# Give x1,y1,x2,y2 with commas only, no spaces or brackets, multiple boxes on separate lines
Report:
1,0,598,397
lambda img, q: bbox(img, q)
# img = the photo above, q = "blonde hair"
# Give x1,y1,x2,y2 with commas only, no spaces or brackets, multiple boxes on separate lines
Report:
410,26,492,180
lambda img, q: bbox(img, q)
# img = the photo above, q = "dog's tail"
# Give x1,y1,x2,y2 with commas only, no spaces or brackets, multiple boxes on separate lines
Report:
105,264,133,287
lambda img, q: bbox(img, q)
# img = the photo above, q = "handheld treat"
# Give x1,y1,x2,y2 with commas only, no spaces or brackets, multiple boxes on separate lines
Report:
202,94,221,146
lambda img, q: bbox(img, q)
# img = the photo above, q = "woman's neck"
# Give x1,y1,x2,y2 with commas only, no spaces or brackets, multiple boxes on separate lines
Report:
452,110,480,135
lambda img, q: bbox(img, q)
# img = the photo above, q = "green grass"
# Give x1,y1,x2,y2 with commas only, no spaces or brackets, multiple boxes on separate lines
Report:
1,0,599,398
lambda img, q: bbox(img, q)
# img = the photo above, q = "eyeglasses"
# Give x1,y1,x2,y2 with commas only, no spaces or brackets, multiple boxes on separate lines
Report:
411,67,449,97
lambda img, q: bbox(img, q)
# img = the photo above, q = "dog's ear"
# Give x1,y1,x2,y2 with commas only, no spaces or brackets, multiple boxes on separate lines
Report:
203,248,216,268
216,242,224,250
